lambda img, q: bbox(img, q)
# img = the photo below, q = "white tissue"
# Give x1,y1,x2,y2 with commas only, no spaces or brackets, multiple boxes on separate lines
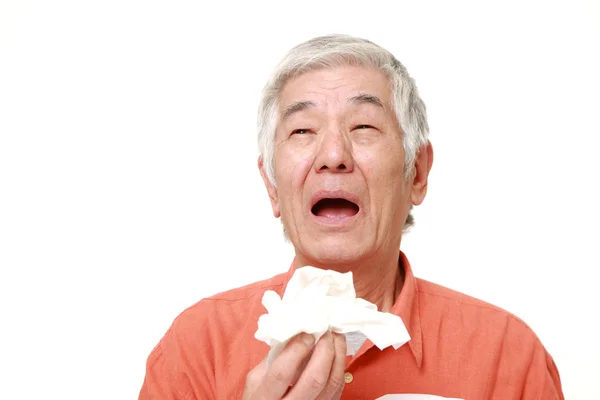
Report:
254,266,410,364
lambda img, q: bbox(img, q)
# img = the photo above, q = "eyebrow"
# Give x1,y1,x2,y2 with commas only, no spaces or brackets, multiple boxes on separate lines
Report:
281,101,316,122
280,93,384,122
348,93,384,109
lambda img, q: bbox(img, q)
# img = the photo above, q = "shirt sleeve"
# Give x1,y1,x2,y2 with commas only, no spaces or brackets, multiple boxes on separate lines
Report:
521,341,564,400
492,316,565,399
138,303,218,400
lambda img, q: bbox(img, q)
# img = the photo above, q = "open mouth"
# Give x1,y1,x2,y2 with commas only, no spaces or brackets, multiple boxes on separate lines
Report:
311,198,360,219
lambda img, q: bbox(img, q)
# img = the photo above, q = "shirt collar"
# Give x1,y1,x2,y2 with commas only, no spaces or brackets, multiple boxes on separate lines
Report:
278,251,423,368
390,251,423,367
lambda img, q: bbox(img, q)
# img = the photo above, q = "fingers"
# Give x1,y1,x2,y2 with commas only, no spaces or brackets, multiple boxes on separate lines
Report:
285,331,339,400
244,332,348,400
330,382,345,400
317,332,347,399
242,357,268,400
257,333,316,399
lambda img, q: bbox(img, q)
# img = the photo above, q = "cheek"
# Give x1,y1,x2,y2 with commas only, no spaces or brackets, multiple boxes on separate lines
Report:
274,147,314,206
357,150,406,200
357,151,402,181
276,145,314,186
291,158,313,189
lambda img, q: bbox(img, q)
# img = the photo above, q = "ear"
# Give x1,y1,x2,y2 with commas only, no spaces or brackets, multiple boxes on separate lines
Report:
258,156,281,218
410,141,434,206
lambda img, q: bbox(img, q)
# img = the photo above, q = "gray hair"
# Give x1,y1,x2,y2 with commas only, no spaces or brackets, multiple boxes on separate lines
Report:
257,34,429,231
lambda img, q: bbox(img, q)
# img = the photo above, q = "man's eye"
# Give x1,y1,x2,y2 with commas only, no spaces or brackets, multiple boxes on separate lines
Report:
354,124,375,130
291,128,311,135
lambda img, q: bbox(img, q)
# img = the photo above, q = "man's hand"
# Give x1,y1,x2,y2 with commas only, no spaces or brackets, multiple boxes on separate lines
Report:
243,331,347,400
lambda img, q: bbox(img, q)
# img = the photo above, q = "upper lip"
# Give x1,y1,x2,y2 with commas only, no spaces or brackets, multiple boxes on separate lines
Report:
309,190,361,211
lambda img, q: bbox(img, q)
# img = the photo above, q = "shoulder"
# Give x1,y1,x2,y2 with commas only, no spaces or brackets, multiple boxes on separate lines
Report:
415,277,564,396
204,272,287,302
417,277,505,310
142,273,286,387
168,272,287,340
140,273,287,398
180,272,286,315
415,277,539,340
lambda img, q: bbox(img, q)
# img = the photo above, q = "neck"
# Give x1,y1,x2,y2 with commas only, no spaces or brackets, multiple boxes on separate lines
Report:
296,249,404,313
350,250,404,312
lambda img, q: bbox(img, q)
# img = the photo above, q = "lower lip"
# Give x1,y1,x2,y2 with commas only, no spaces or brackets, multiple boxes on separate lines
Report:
311,210,360,226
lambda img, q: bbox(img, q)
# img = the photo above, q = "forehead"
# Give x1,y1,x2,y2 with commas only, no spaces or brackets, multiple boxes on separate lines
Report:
278,66,393,112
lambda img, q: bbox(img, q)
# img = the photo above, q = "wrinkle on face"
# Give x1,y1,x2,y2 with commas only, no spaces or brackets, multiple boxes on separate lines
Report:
268,65,411,269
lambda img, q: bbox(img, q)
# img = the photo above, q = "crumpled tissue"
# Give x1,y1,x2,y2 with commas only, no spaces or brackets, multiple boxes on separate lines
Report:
254,266,410,364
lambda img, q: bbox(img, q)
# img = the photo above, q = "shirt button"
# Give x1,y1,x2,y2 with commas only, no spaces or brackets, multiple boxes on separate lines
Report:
344,372,354,384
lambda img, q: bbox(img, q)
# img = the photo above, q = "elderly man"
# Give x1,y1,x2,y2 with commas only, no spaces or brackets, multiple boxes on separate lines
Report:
139,35,563,399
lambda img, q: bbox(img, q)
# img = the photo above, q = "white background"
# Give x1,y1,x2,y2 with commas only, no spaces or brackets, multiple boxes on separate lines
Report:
1,0,599,398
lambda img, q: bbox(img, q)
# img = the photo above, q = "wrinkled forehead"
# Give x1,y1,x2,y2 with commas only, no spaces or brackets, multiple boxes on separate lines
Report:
277,65,395,119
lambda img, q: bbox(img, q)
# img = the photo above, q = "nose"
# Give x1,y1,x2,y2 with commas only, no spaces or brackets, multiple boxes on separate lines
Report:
314,127,354,174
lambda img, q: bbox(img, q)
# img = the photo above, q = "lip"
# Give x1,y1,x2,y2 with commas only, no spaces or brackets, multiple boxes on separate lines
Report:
309,189,361,226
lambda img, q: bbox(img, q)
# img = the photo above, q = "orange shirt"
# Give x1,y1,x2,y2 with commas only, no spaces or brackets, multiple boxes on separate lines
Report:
139,253,563,399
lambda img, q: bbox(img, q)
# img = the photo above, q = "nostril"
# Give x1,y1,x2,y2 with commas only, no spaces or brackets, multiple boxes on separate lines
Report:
317,163,349,172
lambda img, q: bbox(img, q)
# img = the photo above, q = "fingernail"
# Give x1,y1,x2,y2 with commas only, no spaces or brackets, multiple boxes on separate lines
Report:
301,333,315,346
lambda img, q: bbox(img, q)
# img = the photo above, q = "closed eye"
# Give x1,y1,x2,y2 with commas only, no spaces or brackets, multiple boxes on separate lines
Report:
291,128,311,135
353,124,375,130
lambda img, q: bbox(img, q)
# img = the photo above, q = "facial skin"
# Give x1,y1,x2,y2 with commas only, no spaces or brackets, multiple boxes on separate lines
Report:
259,65,433,309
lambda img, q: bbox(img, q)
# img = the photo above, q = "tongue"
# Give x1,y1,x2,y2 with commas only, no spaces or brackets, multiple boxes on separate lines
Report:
313,199,358,218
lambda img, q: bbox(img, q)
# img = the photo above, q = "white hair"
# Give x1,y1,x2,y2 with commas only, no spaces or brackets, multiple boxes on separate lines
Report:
257,34,429,230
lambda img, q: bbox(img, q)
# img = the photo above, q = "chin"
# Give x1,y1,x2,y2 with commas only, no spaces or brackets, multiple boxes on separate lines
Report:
300,235,370,269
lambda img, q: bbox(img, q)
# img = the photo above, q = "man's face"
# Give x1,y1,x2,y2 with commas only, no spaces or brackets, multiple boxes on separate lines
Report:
260,65,430,268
